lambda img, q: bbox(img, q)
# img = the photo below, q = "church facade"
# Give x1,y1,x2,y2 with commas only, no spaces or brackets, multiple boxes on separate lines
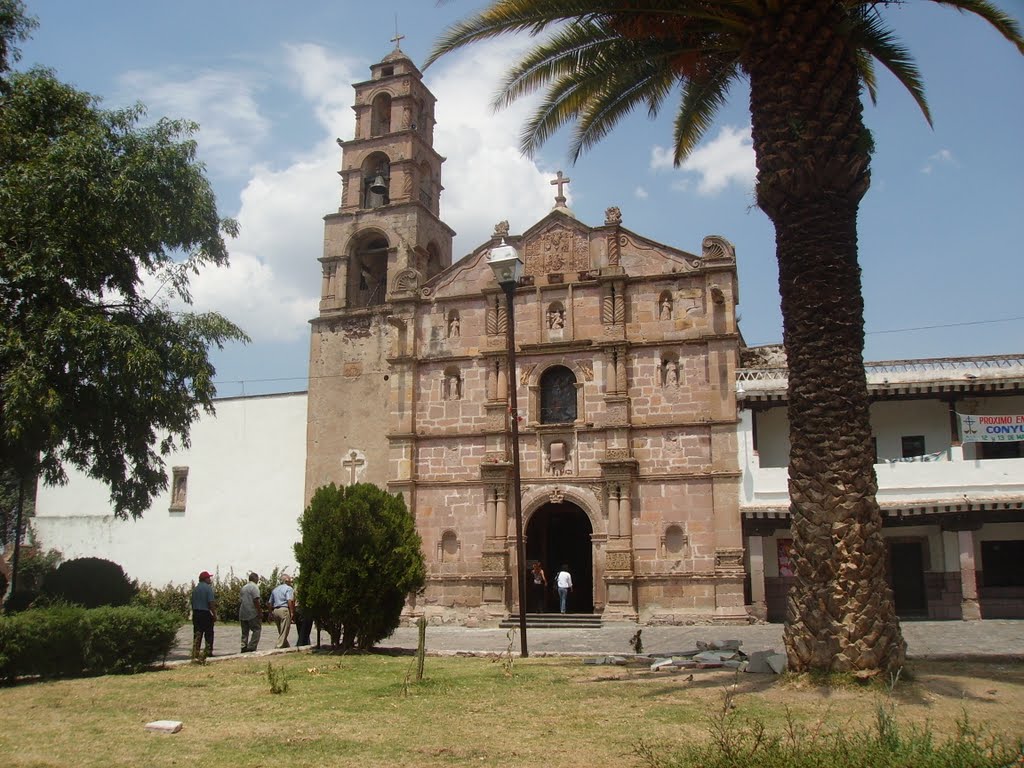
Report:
304,48,748,624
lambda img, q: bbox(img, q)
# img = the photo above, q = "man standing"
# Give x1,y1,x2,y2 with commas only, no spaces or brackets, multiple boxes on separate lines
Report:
555,564,573,614
269,574,295,649
239,572,262,653
191,570,217,658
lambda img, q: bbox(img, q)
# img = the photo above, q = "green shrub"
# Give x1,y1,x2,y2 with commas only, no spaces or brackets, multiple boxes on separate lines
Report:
210,572,247,623
81,606,180,673
0,604,179,681
295,482,425,650
3,589,38,613
133,581,191,619
11,542,62,592
42,557,137,608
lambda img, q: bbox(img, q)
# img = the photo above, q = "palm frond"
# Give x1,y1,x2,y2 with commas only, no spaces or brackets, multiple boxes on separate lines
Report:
673,59,741,164
856,48,879,106
853,10,932,125
923,0,1024,55
493,20,619,109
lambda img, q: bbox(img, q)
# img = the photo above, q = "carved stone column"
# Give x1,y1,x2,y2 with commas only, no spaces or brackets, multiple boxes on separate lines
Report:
496,486,508,539
606,483,620,537
747,535,767,620
485,486,496,539
957,529,982,621
617,483,632,540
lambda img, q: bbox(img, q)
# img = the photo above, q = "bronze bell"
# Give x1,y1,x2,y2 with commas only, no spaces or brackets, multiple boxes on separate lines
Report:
368,174,388,194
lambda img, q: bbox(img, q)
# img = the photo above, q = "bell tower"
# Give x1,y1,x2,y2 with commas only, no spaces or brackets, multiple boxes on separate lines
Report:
306,44,455,501
319,45,454,311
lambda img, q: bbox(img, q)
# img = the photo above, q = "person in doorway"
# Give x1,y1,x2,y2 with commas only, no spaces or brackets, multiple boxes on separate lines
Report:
239,572,262,653
269,574,296,648
190,570,217,658
555,564,573,614
530,561,547,613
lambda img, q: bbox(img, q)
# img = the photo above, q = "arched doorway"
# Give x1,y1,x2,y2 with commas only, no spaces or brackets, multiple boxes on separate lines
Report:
525,501,593,613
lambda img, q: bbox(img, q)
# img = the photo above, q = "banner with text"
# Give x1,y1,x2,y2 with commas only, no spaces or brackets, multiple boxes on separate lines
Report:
958,414,1024,443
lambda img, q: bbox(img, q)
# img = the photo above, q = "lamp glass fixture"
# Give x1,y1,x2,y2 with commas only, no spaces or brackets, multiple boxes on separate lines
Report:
487,239,523,287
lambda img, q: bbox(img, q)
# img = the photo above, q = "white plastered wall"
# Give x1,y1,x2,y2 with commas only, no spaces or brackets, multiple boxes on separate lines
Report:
33,392,308,587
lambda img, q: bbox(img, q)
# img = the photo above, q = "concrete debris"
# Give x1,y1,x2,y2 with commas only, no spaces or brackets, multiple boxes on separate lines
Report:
145,720,183,734
582,640,788,676
583,655,630,666
743,650,773,674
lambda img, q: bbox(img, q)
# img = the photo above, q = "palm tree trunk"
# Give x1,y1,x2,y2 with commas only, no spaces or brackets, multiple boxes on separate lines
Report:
746,0,906,674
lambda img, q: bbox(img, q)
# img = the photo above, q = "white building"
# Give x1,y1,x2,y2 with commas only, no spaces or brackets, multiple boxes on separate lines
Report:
32,392,307,586
738,350,1024,621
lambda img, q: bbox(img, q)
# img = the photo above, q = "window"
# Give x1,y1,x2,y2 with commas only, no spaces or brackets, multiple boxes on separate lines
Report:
539,366,577,424
169,467,188,513
901,435,925,458
981,541,1024,587
979,442,1022,460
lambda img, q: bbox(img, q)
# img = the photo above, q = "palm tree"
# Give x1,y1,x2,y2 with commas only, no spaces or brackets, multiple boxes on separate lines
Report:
427,0,1023,674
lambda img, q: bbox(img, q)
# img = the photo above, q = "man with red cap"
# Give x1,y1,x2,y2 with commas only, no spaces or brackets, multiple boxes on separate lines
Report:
190,570,217,658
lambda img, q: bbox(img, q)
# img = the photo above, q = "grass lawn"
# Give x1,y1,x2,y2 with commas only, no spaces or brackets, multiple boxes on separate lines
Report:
0,651,1022,767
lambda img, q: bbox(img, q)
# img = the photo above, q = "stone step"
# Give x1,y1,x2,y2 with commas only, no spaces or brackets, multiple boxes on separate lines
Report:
499,613,603,629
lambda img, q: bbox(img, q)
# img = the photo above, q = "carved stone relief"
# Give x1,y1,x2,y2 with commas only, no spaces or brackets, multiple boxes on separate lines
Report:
606,551,633,572
523,225,590,276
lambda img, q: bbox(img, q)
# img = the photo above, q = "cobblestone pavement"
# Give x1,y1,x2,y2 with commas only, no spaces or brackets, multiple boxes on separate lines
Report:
169,619,1024,664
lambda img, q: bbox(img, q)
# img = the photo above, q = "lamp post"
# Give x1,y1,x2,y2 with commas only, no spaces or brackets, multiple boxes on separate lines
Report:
487,240,529,658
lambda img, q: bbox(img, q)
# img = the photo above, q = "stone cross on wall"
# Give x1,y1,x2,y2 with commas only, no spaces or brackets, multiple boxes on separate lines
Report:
342,450,366,486
550,171,571,207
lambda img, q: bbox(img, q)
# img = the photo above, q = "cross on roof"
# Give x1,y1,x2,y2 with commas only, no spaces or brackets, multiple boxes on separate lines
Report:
550,170,571,207
391,16,405,50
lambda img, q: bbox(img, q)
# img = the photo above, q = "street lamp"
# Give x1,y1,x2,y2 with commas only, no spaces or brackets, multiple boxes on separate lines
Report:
487,239,529,658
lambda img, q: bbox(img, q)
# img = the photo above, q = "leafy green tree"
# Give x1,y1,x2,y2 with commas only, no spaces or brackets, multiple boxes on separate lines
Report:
1,41,246,505
427,0,1023,674
1,5,247,604
295,483,426,650
0,0,35,93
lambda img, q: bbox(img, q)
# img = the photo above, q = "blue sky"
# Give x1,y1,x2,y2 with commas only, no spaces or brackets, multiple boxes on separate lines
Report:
17,1,1024,397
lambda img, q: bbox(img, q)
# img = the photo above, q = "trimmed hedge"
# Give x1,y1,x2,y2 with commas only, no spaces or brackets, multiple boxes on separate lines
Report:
0,605,180,681
42,557,137,608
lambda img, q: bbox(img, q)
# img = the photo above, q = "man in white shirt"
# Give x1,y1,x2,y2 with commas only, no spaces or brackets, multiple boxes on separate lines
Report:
268,574,295,648
555,565,573,614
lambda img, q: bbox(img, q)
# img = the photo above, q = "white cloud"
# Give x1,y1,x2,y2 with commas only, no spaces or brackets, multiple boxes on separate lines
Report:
429,38,561,259
118,69,270,178
181,47,356,342
634,186,649,199
131,40,560,343
651,125,755,196
922,148,956,174
283,43,360,134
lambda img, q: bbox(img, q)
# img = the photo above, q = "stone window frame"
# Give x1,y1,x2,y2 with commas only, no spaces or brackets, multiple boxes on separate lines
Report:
526,359,587,427
169,466,188,513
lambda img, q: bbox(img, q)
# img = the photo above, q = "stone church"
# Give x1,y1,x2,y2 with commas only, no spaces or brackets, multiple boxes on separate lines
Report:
304,46,747,624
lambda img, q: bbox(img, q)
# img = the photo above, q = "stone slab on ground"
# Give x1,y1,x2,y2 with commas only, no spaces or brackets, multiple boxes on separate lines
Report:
145,720,183,734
